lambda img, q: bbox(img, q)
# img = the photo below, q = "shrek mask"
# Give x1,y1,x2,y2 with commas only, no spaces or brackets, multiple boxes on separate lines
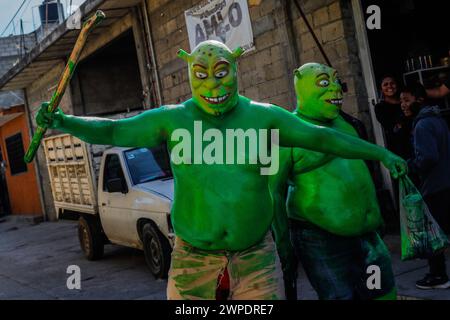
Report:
294,63,343,122
178,40,244,116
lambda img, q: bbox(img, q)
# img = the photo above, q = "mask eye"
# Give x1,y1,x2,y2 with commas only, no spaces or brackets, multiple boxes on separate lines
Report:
195,71,208,79
215,69,228,78
318,79,329,87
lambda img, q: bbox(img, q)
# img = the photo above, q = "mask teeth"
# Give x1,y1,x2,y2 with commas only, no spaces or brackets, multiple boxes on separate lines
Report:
328,99,343,105
203,94,230,104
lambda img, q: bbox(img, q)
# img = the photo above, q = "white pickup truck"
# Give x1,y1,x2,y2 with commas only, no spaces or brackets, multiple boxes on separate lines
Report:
43,134,174,278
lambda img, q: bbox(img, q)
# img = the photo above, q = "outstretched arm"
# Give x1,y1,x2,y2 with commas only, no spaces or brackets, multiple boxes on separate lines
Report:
37,103,173,148
269,105,407,178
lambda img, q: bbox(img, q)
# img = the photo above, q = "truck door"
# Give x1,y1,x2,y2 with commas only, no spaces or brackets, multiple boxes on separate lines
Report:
99,153,135,245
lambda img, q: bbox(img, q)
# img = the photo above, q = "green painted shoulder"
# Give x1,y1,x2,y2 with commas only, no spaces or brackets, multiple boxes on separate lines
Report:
242,95,272,109
334,115,359,136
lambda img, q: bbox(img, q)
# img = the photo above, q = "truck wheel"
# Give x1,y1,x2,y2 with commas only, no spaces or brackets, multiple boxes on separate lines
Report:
142,223,171,279
78,216,104,261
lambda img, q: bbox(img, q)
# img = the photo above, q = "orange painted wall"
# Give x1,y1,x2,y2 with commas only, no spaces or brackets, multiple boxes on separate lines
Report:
0,106,42,216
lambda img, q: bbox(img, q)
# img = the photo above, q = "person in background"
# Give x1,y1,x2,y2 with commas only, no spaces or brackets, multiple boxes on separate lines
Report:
426,76,450,99
426,50,450,99
400,84,450,290
375,76,412,160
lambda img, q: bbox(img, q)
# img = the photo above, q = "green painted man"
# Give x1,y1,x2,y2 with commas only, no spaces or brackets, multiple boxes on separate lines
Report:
271,63,397,300
36,41,405,300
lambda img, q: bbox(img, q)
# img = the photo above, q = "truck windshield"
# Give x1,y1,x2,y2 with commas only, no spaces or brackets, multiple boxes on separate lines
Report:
124,146,172,185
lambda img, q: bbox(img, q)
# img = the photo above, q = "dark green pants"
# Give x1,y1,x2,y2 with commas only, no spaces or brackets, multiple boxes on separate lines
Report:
290,219,396,300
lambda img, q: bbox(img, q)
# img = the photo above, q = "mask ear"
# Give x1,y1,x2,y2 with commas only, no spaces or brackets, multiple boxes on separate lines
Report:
177,49,191,62
232,47,244,59
294,69,301,79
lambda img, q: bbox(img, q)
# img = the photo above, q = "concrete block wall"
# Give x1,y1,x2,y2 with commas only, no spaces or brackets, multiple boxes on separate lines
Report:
289,0,373,134
0,33,37,71
146,0,371,134
0,33,37,108
0,56,20,78
146,0,298,109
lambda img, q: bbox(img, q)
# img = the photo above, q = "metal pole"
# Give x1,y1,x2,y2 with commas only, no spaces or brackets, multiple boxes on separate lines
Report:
45,1,49,30
20,19,25,56
57,0,63,23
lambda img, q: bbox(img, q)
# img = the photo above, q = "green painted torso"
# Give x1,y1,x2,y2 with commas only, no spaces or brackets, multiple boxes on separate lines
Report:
287,115,383,236
165,97,275,251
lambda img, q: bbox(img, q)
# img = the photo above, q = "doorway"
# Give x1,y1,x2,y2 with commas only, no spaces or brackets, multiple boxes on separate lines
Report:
354,0,450,231
0,105,42,217
361,0,449,110
70,30,144,117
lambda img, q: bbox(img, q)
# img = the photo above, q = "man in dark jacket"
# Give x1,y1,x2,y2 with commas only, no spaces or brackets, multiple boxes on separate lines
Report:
400,84,450,289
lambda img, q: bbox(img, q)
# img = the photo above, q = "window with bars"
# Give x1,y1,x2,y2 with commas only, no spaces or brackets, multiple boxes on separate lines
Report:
5,133,27,175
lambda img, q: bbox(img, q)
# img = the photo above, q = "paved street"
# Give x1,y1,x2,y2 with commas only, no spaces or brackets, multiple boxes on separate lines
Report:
0,217,449,300
0,218,166,300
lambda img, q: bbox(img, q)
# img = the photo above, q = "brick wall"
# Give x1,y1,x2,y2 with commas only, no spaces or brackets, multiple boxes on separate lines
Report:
0,33,36,108
288,0,372,133
146,0,298,109
0,33,37,73
146,0,373,136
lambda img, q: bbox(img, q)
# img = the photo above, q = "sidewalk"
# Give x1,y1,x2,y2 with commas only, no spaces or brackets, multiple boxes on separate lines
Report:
0,217,449,300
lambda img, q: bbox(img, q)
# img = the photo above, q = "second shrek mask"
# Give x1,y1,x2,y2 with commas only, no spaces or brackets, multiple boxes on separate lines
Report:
294,63,344,122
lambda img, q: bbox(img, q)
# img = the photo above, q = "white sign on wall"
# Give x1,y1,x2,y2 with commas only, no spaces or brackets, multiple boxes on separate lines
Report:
184,0,254,51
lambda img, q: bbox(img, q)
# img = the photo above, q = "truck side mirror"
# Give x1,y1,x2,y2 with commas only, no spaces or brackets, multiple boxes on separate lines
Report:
106,178,128,194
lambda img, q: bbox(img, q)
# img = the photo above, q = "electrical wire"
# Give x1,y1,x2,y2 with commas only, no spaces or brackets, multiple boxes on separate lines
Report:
0,0,31,36
20,0,34,22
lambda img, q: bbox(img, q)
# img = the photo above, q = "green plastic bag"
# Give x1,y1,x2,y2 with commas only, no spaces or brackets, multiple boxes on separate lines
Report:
399,176,449,261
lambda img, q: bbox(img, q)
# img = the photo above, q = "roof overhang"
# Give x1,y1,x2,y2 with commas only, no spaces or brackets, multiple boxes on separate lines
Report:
0,0,142,91
0,112,23,127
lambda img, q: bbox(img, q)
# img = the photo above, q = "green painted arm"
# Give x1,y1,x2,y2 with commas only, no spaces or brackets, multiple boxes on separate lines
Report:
36,103,171,148
269,105,407,178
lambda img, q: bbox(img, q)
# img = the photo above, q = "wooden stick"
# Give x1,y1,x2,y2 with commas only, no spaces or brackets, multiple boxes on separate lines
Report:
24,10,105,163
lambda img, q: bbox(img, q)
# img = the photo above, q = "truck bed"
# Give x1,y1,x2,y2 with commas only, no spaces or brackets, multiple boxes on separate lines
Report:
43,134,98,216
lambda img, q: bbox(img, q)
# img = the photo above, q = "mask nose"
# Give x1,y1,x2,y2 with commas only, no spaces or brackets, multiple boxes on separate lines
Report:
204,77,220,90
329,82,343,96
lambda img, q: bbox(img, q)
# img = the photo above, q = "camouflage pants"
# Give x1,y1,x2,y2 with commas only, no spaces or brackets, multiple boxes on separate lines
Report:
166,232,285,300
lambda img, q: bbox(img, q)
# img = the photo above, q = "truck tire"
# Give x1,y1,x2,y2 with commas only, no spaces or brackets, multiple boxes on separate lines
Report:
78,215,104,261
142,223,171,279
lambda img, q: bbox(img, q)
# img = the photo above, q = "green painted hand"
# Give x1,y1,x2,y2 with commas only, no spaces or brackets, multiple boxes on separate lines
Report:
36,102,64,129
381,151,408,179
